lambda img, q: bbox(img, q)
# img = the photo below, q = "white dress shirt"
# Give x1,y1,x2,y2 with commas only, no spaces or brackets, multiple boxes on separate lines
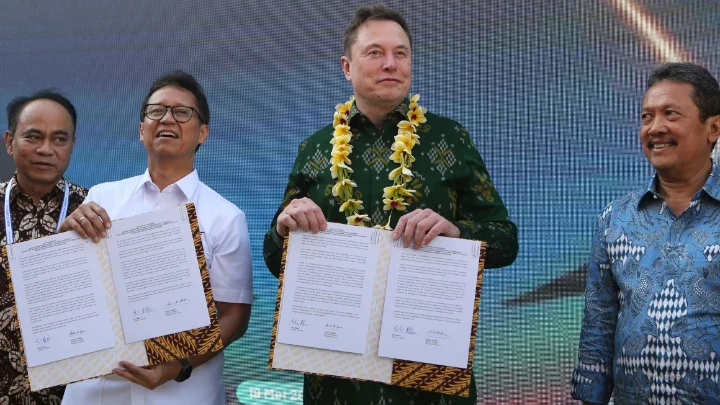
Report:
62,169,253,405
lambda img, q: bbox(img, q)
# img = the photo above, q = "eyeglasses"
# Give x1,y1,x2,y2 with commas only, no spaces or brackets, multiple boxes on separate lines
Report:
144,104,205,124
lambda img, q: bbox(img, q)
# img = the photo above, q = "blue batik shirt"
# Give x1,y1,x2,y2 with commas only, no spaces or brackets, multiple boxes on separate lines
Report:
571,161,720,405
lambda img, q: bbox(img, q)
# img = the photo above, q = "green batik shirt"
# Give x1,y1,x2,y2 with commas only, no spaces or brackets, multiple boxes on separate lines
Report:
264,99,518,405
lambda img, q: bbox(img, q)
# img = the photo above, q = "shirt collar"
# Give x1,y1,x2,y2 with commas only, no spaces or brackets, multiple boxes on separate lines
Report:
703,160,720,201
347,97,410,127
638,160,720,208
134,169,200,200
7,173,67,203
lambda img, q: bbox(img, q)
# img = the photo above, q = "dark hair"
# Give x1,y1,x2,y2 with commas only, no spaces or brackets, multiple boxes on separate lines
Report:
648,62,720,122
6,89,77,137
140,71,210,125
343,4,412,58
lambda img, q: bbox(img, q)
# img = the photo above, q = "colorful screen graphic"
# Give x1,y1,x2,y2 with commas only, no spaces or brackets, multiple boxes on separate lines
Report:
1,1,719,403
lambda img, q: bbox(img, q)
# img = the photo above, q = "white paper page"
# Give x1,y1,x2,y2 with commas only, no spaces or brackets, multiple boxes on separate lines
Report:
378,237,481,368
276,223,381,354
106,205,210,343
26,241,148,391
7,233,116,367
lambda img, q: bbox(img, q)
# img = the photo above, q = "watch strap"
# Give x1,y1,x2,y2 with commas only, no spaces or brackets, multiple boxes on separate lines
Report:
174,358,193,382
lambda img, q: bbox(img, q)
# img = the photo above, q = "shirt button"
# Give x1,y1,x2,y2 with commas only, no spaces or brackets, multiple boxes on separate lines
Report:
653,195,658,199
674,222,682,228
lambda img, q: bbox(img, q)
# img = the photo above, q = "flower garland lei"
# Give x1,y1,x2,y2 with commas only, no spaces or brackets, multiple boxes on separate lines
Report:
330,94,427,228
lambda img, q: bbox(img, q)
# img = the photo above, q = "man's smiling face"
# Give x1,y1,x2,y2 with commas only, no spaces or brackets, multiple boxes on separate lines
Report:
139,86,208,160
640,80,718,176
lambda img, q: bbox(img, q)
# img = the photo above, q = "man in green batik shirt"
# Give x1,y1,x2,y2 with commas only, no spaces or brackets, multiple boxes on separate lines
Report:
264,4,518,405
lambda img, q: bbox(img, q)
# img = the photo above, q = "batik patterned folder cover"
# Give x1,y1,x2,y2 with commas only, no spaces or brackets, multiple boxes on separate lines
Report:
1,203,222,391
269,234,486,397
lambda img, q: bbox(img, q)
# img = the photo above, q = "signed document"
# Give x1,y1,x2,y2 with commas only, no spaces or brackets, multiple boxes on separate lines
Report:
4,203,216,389
276,223,383,354
271,223,485,396
106,205,210,343
6,232,116,367
377,237,481,368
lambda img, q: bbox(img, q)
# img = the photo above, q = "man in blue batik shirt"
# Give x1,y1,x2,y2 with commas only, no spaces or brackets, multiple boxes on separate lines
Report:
571,62,720,405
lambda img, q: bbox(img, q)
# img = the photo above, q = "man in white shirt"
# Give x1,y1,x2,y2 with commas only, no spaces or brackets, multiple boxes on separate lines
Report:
58,71,253,405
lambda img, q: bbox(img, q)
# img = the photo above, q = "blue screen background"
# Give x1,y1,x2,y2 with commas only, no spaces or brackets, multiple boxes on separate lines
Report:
1,1,719,403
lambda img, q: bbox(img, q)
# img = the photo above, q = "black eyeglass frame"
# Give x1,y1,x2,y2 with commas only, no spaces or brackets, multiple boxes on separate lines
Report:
143,104,206,124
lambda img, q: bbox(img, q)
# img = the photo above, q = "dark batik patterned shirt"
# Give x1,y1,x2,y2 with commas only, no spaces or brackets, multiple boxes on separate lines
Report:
264,99,518,405
0,175,87,405
572,161,720,405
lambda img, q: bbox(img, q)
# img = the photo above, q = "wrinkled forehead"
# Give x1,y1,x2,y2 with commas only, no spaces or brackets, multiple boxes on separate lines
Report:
17,99,74,130
353,19,411,51
642,80,695,106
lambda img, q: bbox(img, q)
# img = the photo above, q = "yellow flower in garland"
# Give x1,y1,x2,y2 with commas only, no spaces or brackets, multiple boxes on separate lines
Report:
395,130,419,149
383,185,416,199
389,141,412,163
331,133,352,145
339,199,364,213
330,94,424,227
389,143,415,166
346,214,370,225
388,165,413,182
333,112,349,127
333,143,353,154
335,99,353,116
408,106,427,127
331,151,351,166
330,162,353,179
332,178,356,199
397,120,415,132
383,197,407,211
333,124,352,138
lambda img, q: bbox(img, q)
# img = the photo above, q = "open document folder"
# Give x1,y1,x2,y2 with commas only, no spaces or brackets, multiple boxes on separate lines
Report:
269,223,486,397
1,203,222,391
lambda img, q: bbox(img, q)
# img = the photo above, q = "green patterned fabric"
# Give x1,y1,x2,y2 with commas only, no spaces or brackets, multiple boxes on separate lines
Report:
264,98,518,405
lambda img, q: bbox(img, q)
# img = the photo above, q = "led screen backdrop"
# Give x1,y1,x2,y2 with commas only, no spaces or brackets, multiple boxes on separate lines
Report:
1,0,719,403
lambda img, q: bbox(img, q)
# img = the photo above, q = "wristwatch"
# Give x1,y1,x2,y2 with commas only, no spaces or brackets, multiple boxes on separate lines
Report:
174,358,193,382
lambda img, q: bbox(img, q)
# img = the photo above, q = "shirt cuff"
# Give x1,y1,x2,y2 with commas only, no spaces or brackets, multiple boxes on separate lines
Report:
451,220,475,240
212,287,253,305
570,367,613,405
271,226,285,247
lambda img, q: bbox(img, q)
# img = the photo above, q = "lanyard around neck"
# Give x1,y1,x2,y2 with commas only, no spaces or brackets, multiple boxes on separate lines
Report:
4,178,70,244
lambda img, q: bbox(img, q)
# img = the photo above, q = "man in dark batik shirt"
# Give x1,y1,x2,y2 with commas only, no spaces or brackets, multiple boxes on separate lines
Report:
264,5,518,405
0,91,87,404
